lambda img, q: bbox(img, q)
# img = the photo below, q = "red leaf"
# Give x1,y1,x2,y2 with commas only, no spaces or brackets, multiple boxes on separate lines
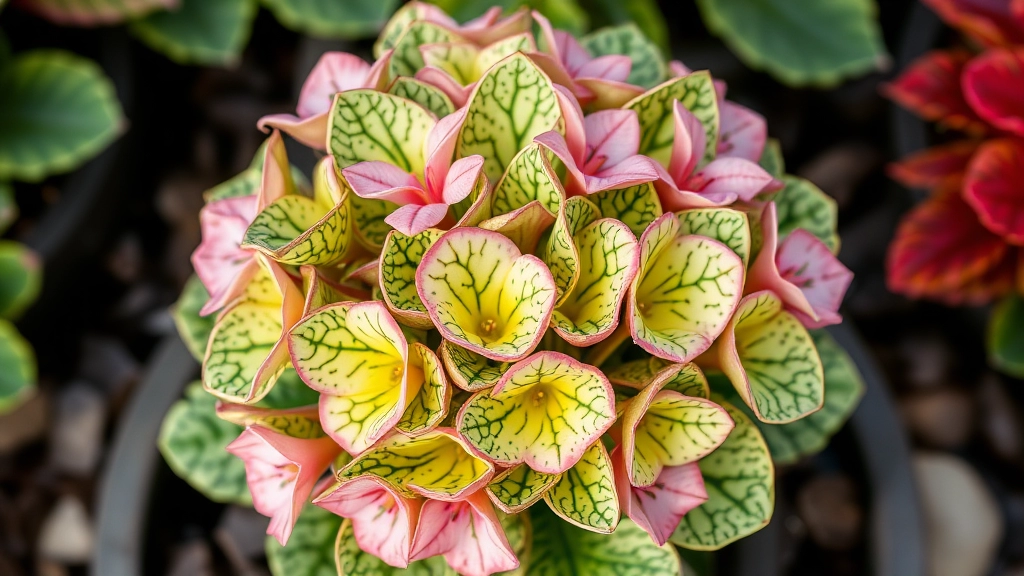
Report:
963,48,1024,137
888,140,979,189
922,0,1024,47
964,138,1024,245
882,49,988,133
887,183,1013,305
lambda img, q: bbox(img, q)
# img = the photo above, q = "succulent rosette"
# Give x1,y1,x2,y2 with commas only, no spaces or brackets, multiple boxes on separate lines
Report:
885,0,1024,377
166,4,865,575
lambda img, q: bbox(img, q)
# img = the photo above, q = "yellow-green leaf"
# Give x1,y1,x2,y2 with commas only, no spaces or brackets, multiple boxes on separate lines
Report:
588,182,662,238
328,90,435,174
544,441,619,533
488,463,561,514
389,77,456,118
675,208,751,267
380,228,444,329
439,340,510,392
626,72,718,167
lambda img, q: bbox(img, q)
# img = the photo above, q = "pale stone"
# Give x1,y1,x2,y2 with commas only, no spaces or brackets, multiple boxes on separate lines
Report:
37,496,94,564
49,383,106,476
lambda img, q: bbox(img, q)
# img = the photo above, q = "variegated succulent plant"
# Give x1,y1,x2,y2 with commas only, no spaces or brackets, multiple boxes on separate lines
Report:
164,4,864,575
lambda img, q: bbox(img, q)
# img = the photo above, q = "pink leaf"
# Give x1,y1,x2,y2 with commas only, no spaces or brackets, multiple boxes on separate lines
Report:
686,157,778,204
578,54,632,82
535,131,587,195
256,113,329,151
583,109,642,172
777,230,854,328
415,66,472,108
425,108,469,192
717,100,767,162
386,203,450,236
192,195,258,316
963,138,1024,244
297,52,372,118
963,48,1024,137
669,101,706,185
555,84,587,163
410,492,519,576
613,448,707,546
745,203,820,321
585,156,661,194
342,161,424,203
887,140,979,189
442,155,485,205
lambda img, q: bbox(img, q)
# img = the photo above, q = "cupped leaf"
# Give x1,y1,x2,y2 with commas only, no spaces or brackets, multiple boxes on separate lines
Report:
0,50,124,182
216,402,325,439
541,195,599,305
626,72,718,168
589,182,662,238
629,213,744,363
158,382,251,505
457,352,615,474
544,441,620,533
488,463,561,514
417,227,556,362
0,319,35,414
243,195,351,265
16,0,174,26
351,195,399,251
552,219,639,346
671,397,774,550
172,275,216,361
439,340,510,392
130,0,258,66
527,506,681,575
380,228,443,329
490,143,565,219
989,293,1024,378
695,0,887,86
479,200,557,254
266,504,341,576
675,208,751,267
0,241,41,320
334,518,456,576
390,20,463,78
457,53,564,181
605,357,670,389
396,343,451,436
389,77,456,118
338,429,493,500
715,291,824,424
581,23,666,89
262,0,400,40
774,175,839,253
329,90,435,174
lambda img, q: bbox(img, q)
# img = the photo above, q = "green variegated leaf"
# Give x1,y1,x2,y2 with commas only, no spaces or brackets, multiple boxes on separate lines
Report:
457,352,615,474
658,363,710,398
242,195,350,266
492,143,564,217
758,138,785,179
552,219,638,346
439,340,510,392
329,90,435,174
0,319,35,414
375,1,421,57
390,20,462,78
671,397,774,550
257,368,320,409
396,343,450,435
604,357,669,389
541,196,599,306
479,200,557,254
389,77,456,118
338,430,492,500
675,208,751,267
527,507,681,575
458,54,564,182
589,183,662,238
488,464,561,514
17,0,173,25
0,182,16,235
774,175,839,253
581,23,666,89
718,291,824,424
205,168,260,202
544,441,619,533
172,275,216,361
380,228,442,329
261,0,400,40
130,0,257,66
0,242,41,320
158,383,251,506
351,195,397,250
266,504,341,576
990,294,1024,378
215,402,325,439
626,72,718,167
335,518,456,575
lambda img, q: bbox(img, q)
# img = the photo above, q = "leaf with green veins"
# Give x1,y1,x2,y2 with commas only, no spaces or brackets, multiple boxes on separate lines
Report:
657,363,710,399
675,208,751,267
716,291,824,424
16,0,173,25
216,401,325,439
695,0,887,87
527,506,681,576
990,294,1024,378
261,0,400,40
417,228,556,362
621,377,733,487
423,42,479,84
774,175,839,253
478,33,536,73
758,138,785,179
458,54,564,182
130,0,257,66
0,242,41,320
490,143,565,218
488,464,561,514
351,195,398,251
329,90,435,174
390,20,463,78
544,441,619,533
589,183,662,238
629,213,744,363
542,195,599,306
552,219,638,346
626,72,718,167
334,518,456,576
173,275,216,361
338,430,493,500
581,23,666,89
439,340,510,392
389,77,456,118
266,504,340,576
396,343,451,435
0,319,35,414
457,351,615,474
242,195,351,265
671,397,774,550
380,228,443,329
0,50,124,182
479,200,557,254
205,169,260,203
374,1,421,58
604,357,670,389
256,368,320,409
0,182,16,235
158,382,251,506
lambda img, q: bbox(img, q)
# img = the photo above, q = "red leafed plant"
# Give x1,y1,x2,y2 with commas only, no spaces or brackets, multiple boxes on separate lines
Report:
884,0,1024,376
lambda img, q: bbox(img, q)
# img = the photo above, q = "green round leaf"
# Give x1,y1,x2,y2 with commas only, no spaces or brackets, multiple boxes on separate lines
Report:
262,0,401,39
989,293,1024,378
758,138,785,180
266,504,341,576
0,181,18,235
172,275,216,361
0,50,124,182
130,0,258,66
158,382,252,505
694,0,887,87
774,175,839,253
0,241,41,320
0,319,36,414
582,23,665,89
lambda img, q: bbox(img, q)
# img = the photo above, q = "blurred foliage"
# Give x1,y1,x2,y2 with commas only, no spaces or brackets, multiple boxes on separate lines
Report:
989,293,1024,378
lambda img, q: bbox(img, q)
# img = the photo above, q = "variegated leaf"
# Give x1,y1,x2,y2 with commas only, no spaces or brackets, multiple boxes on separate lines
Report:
544,441,620,533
